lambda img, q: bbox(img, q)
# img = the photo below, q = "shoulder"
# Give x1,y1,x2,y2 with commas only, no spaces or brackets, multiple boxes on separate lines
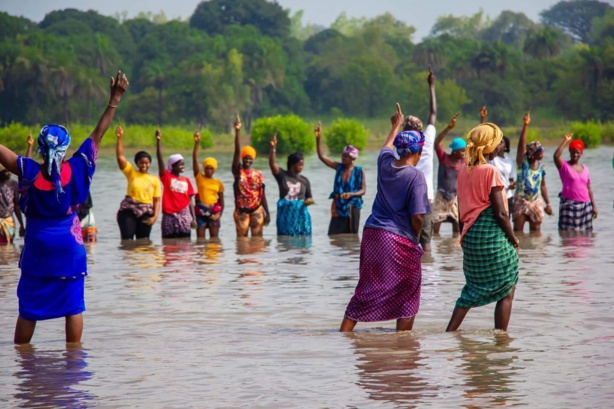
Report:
424,124,436,138
17,156,40,181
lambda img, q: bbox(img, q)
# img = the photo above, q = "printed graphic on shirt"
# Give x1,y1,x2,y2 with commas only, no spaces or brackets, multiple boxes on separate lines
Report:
170,178,189,194
286,181,301,200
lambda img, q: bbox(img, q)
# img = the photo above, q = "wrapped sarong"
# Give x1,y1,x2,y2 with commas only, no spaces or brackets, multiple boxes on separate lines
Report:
195,202,221,228
0,216,16,244
80,210,97,243
276,199,312,236
457,207,518,308
558,197,593,231
161,206,192,238
513,195,544,223
345,228,423,322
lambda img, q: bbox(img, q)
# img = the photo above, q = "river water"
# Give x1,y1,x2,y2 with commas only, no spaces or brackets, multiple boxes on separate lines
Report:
1,147,613,408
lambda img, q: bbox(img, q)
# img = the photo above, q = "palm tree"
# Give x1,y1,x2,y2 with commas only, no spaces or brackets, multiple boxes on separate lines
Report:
12,48,52,124
523,27,565,59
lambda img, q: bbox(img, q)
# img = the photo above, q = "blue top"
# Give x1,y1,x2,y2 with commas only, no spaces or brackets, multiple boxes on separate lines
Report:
365,148,430,244
329,164,363,217
516,158,545,202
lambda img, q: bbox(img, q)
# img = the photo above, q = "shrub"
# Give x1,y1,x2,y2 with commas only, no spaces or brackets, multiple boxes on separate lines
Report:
526,128,542,143
600,121,614,144
571,121,601,148
324,118,368,153
250,114,313,155
0,123,31,152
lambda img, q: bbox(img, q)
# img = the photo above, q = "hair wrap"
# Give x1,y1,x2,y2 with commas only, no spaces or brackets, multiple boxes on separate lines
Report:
465,122,503,170
342,145,359,159
525,141,543,159
166,154,184,173
38,124,71,197
241,146,257,160
393,131,425,156
569,139,584,152
202,157,218,171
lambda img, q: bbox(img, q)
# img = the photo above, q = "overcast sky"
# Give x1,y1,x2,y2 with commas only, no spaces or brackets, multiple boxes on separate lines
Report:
0,0,560,40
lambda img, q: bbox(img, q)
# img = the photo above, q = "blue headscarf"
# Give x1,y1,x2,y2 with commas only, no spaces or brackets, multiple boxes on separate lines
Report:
393,131,425,156
38,124,71,196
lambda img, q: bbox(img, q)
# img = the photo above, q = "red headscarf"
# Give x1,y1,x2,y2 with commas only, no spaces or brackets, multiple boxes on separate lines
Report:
569,139,585,152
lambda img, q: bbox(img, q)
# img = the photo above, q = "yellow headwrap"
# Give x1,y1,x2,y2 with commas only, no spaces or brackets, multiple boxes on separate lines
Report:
465,122,503,169
241,146,256,159
202,157,218,171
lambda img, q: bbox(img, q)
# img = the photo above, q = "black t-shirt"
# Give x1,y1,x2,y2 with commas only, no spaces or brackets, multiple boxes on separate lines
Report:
274,169,312,201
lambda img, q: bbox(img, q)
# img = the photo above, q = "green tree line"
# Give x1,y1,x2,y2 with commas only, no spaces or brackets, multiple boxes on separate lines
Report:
0,0,612,133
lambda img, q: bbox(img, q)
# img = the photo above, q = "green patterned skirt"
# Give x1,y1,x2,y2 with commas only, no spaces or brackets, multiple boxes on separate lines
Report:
456,207,519,308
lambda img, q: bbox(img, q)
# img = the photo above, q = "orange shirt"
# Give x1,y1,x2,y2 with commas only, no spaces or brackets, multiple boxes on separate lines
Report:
457,164,507,238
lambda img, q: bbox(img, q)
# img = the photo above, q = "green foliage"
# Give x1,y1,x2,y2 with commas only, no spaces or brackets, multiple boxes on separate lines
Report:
324,118,368,153
0,123,31,152
571,120,602,147
526,128,543,142
250,115,313,155
600,121,614,143
540,0,612,43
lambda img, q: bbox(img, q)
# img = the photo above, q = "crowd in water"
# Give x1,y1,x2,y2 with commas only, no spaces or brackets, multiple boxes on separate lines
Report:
0,69,603,344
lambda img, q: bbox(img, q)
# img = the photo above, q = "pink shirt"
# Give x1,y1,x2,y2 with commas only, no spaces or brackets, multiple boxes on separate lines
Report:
457,164,506,239
559,161,591,203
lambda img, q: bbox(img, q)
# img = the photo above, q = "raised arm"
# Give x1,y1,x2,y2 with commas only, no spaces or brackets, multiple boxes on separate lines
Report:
427,67,437,126
435,114,458,153
480,106,487,124
516,112,531,166
115,126,128,170
89,70,129,148
193,131,201,178
553,133,572,170
155,129,164,177
232,115,241,177
25,133,34,158
315,122,338,169
269,134,280,176
385,103,404,149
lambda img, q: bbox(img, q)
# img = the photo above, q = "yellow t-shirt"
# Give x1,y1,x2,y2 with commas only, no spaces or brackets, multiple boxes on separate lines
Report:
121,162,162,204
195,173,224,206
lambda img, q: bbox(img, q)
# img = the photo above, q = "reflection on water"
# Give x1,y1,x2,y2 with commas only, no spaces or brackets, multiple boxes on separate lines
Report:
559,231,595,259
13,344,94,408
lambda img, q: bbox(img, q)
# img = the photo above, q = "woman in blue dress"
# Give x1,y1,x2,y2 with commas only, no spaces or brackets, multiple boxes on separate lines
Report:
0,71,129,344
314,122,366,235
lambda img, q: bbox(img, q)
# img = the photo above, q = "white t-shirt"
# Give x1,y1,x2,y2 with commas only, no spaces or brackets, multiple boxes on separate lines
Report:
491,155,516,199
416,124,436,201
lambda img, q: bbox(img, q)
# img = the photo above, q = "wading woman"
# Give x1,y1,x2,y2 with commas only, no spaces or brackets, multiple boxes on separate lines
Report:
193,131,224,239
340,104,429,332
446,123,519,332
553,134,597,231
0,71,129,343
314,122,366,235
115,127,161,240
232,116,270,237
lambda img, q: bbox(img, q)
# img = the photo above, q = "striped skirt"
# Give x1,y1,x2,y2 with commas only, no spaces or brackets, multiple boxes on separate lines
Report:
558,197,593,231
345,228,423,322
457,207,519,308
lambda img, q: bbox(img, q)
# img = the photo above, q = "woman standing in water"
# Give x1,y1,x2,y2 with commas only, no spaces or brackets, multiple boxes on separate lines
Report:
553,134,597,231
513,112,553,232
193,131,224,239
446,122,519,332
340,104,429,332
269,134,313,236
232,116,270,237
156,129,196,239
314,122,366,235
0,70,129,343
115,127,161,240
0,162,25,245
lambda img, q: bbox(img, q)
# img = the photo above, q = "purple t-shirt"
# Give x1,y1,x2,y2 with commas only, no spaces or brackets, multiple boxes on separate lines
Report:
559,160,591,203
365,148,430,243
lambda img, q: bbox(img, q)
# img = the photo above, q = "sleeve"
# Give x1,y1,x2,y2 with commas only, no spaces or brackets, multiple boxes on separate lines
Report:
122,161,134,178
304,177,312,200
67,139,98,206
218,180,225,193
153,178,162,198
423,124,436,151
186,178,195,197
273,169,284,185
16,156,40,184
409,174,430,216
490,166,505,190
378,148,394,168
159,170,168,184
435,144,446,161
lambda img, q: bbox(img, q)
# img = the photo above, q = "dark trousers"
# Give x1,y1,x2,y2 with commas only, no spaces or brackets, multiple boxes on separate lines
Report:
117,209,152,240
328,207,361,235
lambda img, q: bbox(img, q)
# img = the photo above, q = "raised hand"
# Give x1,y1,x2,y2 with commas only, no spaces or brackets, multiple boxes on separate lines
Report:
564,132,573,142
115,125,124,138
155,129,162,141
194,131,201,144
27,133,33,146
448,113,459,129
314,121,321,139
110,70,129,103
523,111,531,125
235,113,242,131
427,66,435,86
270,133,277,149
480,106,487,119
391,103,404,130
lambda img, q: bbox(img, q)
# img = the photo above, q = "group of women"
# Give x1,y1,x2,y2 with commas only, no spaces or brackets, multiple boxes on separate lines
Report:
0,68,601,345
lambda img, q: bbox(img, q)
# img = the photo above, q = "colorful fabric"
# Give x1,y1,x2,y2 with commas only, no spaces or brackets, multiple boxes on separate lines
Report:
513,194,544,223
526,141,543,158
516,158,545,202
344,227,424,322
394,130,425,155
0,179,18,218
37,124,71,196
465,123,503,169
457,164,506,239
558,160,590,203
558,197,593,231
202,157,218,171
17,274,85,321
195,173,224,206
435,145,464,200
234,168,264,211
456,207,519,308
161,206,192,238
367,148,430,244
241,146,257,159
274,169,312,201
166,154,184,173
342,145,359,159
449,137,467,151
433,190,459,223
195,202,222,228
276,199,312,236
118,196,153,218
329,165,363,218
80,209,96,243
121,162,161,204
0,216,16,244
160,170,195,214
233,205,265,236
